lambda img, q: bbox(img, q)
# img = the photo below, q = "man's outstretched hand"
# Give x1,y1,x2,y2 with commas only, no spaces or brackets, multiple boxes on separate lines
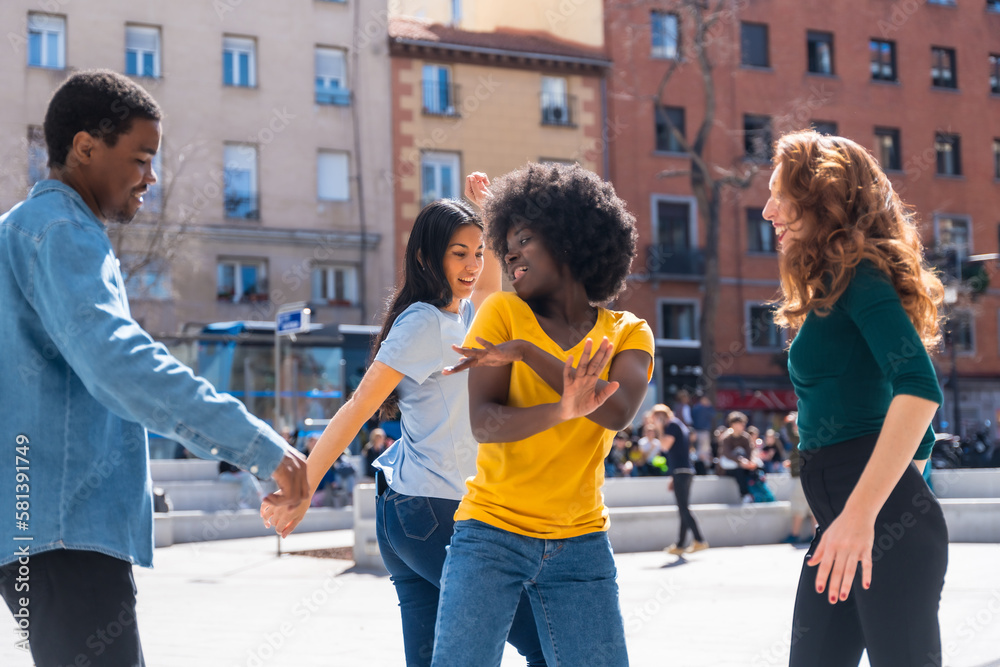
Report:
265,449,310,507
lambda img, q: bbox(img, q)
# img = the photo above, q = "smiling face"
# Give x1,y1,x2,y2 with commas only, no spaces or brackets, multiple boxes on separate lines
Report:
762,164,808,252
504,224,561,300
441,223,484,311
83,118,161,223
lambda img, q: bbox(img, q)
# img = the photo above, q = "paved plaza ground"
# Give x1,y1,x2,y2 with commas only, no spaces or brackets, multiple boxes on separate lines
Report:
2,532,998,666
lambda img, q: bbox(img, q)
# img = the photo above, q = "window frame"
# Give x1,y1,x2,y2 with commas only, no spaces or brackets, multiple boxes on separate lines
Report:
541,76,572,126
990,54,1000,95
743,114,774,162
934,214,973,260
651,194,698,250
223,36,257,88
315,46,349,105
875,127,902,172
657,298,701,345
125,25,161,78
317,150,350,202
931,46,957,89
217,258,268,303
806,30,835,76
746,301,784,352
746,207,777,255
311,263,360,306
27,13,66,69
934,133,962,177
420,151,461,207
654,105,686,154
870,39,897,82
223,143,260,220
422,64,457,116
651,11,680,60
740,22,770,68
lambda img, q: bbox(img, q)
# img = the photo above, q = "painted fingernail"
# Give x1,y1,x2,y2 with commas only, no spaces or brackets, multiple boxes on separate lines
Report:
830,596,837,603
840,592,848,600
816,585,824,593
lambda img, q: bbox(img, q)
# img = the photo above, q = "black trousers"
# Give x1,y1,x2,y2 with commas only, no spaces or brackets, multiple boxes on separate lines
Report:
672,472,703,545
789,434,948,667
0,549,145,667
724,467,751,496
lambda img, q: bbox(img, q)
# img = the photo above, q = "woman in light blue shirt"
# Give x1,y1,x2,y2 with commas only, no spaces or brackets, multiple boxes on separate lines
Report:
261,196,545,667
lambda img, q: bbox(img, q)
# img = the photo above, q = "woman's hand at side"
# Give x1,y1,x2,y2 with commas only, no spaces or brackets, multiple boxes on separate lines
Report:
261,493,311,539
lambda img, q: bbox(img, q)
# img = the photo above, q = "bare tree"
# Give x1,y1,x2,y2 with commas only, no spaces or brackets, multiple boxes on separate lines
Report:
611,0,759,401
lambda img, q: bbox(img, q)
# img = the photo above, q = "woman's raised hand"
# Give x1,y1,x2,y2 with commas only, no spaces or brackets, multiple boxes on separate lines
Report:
557,337,619,421
464,172,491,209
443,337,523,375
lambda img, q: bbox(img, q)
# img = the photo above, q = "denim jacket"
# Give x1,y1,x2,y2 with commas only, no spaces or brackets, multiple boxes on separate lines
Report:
0,181,289,568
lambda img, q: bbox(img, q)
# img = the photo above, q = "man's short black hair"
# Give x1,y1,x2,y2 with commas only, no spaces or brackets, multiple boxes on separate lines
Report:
44,69,162,168
483,162,638,303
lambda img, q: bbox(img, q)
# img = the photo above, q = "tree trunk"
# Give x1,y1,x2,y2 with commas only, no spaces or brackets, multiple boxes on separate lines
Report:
698,178,722,403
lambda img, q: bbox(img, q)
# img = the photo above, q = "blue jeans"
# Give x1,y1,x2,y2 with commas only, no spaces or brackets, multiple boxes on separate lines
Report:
432,519,629,667
375,480,545,667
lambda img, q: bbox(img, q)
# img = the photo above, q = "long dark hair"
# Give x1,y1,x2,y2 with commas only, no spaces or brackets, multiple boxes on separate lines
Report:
373,199,482,419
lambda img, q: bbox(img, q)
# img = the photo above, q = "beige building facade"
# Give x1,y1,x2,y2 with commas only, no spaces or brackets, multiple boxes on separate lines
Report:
387,14,609,298
0,0,394,336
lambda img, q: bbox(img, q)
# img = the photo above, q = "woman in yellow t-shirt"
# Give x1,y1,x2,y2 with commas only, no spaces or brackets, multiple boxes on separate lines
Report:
431,165,654,667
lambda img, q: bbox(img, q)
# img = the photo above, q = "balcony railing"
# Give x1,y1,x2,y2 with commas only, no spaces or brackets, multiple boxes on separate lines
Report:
224,194,260,220
422,80,460,116
540,92,576,126
645,245,706,277
316,81,351,106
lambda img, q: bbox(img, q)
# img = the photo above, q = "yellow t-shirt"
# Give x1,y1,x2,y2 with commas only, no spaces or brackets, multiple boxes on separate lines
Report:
455,291,654,539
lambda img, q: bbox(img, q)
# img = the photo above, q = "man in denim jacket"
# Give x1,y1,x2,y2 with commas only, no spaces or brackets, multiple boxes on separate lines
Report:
0,70,308,666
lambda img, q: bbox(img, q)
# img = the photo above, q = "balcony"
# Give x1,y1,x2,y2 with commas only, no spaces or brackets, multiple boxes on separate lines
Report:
422,80,460,116
645,245,706,278
540,92,576,126
224,194,259,220
315,82,351,106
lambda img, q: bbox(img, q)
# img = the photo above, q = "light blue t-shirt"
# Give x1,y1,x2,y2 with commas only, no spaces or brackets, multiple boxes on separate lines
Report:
373,300,478,500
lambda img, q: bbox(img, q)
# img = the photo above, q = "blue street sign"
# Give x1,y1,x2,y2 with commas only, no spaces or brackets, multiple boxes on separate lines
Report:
276,308,310,336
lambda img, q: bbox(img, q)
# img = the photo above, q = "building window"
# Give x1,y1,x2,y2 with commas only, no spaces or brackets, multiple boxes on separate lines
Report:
422,65,456,115
27,126,47,187
936,216,971,260
223,144,259,219
935,133,962,176
746,208,776,254
541,76,572,126
875,127,902,171
741,23,769,68
948,311,975,354
223,36,256,87
451,0,462,25
990,54,1000,94
747,304,782,351
651,12,679,59
744,114,773,161
421,151,460,206
121,256,171,300
125,25,160,78
870,39,897,82
811,121,838,136
27,14,65,69
317,150,349,201
656,200,692,249
807,31,834,75
217,259,267,303
931,47,957,89
655,105,685,153
660,301,698,341
312,264,359,306
315,47,349,105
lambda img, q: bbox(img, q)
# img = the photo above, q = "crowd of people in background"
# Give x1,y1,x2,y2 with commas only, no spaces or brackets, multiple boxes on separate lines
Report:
605,392,802,500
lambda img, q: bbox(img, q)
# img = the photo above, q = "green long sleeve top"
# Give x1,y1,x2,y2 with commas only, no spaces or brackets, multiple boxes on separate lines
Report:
788,261,943,460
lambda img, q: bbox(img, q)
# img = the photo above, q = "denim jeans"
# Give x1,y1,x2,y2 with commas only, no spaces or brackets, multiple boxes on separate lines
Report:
375,479,545,667
432,519,629,667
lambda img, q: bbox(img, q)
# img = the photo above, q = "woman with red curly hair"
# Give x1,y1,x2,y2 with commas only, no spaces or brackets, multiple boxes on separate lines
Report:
764,130,948,666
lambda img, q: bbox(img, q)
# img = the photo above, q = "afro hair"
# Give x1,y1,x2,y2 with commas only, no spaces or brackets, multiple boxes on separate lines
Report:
44,69,161,168
483,162,638,303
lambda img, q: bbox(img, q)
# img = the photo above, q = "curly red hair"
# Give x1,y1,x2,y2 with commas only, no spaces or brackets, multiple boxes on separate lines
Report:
771,130,944,350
